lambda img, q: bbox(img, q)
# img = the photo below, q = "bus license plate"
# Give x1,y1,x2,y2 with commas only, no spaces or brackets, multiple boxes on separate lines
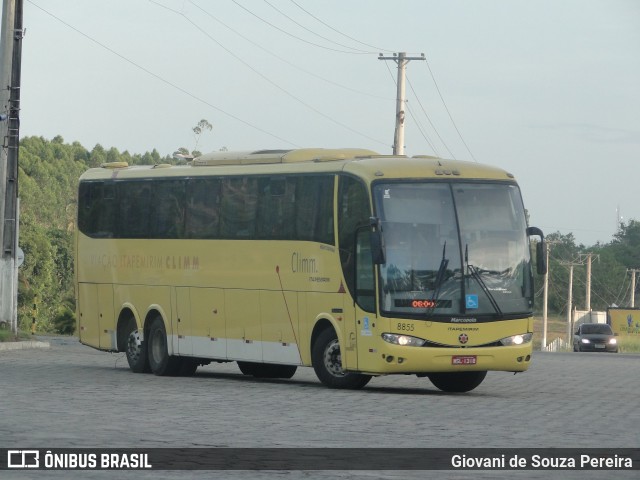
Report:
452,355,477,365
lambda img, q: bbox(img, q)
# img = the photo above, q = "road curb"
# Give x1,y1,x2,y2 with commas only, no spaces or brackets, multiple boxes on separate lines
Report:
0,340,51,351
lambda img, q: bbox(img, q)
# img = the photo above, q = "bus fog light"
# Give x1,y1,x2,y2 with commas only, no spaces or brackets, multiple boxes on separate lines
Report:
499,333,532,346
382,333,426,347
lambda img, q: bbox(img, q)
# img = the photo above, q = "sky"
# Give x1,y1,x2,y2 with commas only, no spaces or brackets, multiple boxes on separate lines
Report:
17,0,640,247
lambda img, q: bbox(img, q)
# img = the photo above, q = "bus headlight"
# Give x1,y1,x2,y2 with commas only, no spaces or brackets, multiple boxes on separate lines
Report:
499,333,532,346
382,333,426,347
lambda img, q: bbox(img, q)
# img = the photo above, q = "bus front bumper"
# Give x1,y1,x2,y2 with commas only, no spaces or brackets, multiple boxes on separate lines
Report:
356,343,533,375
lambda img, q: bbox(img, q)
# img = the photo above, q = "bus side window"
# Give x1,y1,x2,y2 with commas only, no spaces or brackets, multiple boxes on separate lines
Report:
296,176,334,245
186,178,221,239
117,181,151,238
256,177,296,239
355,229,376,312
78,182,116,238
220,177,258,239
150,179,186,239
338,176,370,297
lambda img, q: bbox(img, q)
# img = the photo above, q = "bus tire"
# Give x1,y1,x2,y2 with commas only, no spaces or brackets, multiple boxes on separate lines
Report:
237,362,297,379
312,328,371,389
124,318,150,374
147,316,181,376
427,371,487,393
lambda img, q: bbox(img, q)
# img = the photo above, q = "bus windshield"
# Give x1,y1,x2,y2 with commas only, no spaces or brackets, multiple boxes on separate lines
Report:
373,182,533,318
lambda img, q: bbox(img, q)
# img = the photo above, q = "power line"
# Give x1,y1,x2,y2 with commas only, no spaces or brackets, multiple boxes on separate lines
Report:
230,0,370,55
262,0,372,54
152,1,388,147
189,1,392,101
27,0,301,147
422,60,477,162
406,74,455,159
288,0,389,53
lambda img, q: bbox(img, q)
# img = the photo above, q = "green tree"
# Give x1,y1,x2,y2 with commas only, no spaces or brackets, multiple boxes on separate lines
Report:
610,220,640,268
175,119,213,159
89,144,106,167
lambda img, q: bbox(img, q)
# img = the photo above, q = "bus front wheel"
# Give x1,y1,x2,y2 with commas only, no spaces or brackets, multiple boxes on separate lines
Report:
124,318,150,374
312,328,371,389
147,316,182,376
427,371,487,393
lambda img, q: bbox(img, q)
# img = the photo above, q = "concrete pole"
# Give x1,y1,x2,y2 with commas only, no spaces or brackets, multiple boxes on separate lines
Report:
542,244,549,350
585,253,592,313
378,52,425,155
631,269,636,308
393,52,407,156
566,265,573,344
1,0,22,335
0,0,15,331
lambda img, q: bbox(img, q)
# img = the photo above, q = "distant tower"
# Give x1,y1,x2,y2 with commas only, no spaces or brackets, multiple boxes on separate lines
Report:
616,205,624,232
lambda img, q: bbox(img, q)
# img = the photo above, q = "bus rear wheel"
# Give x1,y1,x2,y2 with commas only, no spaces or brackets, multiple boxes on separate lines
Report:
427,371,487,393
124,318,150,373
312,328,371,389
147,316,182,376
237,362,297,379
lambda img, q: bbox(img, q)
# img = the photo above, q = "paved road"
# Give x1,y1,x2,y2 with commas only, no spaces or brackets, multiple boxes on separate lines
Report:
0,337,638,480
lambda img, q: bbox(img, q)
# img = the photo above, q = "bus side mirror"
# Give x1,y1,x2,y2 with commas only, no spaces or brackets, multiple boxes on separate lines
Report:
527,226,547,275
369,217,386,265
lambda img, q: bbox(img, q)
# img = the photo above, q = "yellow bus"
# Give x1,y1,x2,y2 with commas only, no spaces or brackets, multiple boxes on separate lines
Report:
75,148,546,392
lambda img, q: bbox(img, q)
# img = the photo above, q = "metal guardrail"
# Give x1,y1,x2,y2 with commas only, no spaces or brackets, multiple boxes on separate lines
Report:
543,337,570,352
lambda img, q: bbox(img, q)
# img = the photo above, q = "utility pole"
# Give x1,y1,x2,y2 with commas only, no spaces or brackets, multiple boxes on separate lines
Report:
0,0,23,335
585,253,592,312
378,52,425,155
629,269,639,308
579,253,599,321
566,264,574,343
541,242,552,350
561,256,587,344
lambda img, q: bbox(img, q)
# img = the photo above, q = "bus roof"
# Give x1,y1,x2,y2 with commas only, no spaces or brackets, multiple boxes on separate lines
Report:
80,148,515,183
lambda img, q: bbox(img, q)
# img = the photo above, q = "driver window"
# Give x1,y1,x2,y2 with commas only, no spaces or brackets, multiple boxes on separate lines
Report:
355,229,376,312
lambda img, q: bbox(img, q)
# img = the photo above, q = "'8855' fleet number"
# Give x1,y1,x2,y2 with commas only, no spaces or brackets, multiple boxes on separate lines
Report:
396,322,415,332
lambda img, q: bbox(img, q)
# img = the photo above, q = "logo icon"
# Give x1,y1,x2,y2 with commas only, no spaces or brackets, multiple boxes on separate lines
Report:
458,333,469,344
7,450,40,469
465,294,479,309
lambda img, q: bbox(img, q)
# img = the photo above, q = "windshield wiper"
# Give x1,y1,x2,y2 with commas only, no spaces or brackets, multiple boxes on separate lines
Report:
426,242,448,317
465,244,503,317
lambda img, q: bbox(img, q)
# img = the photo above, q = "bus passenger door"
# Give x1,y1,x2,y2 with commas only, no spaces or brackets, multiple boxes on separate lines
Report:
190,287,226,359
77,283,116,350
97,284,115,350
354,229,378,371
225,290,262,361
260,290,301,365
77,283,99,348
174,287,193,356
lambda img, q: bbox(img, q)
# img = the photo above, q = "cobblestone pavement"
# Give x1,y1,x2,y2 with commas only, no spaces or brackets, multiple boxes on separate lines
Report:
1,336,638,480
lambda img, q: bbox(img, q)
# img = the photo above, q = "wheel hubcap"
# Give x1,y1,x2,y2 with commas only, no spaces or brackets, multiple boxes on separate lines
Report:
323,339,345,377
127,330,142,363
